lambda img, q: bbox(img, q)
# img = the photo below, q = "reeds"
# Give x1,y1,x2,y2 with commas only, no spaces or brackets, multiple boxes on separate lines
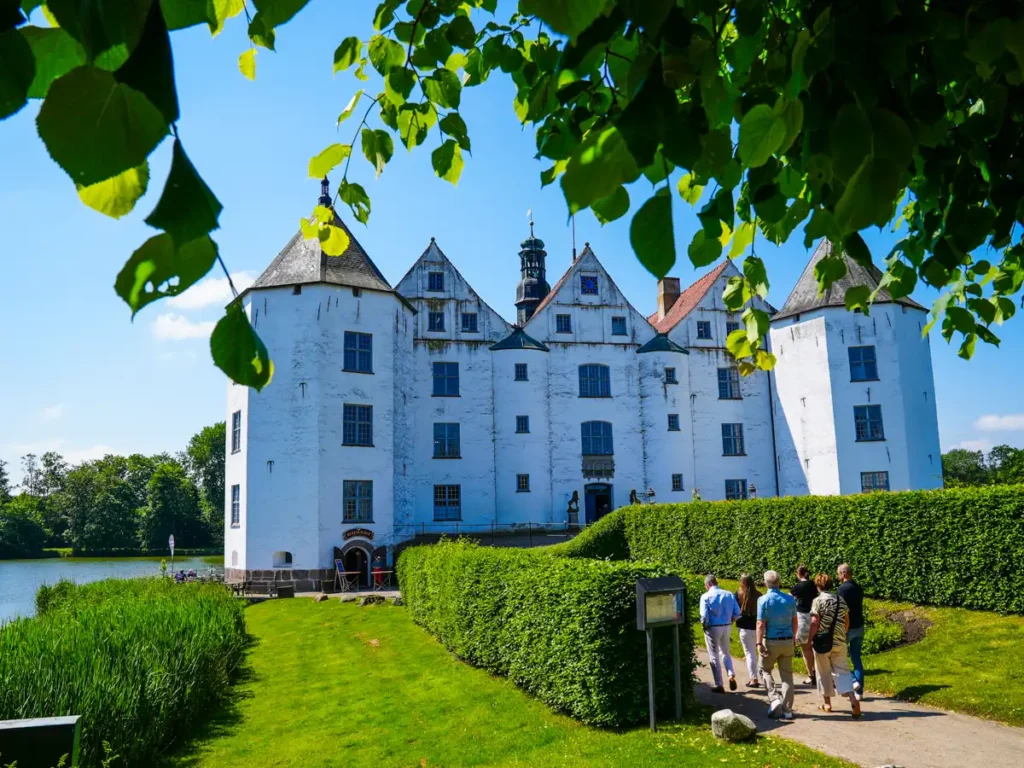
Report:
1,578,247,766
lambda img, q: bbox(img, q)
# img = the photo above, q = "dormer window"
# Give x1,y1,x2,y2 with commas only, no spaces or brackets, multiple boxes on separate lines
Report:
428,271,444,292
580,275,599,295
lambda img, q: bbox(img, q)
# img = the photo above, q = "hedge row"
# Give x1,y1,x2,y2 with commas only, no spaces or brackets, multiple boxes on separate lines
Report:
397,539,696,727
584,485,1024,614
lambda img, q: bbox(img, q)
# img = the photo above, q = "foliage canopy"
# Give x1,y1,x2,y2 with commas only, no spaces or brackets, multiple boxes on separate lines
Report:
4,0,1024,381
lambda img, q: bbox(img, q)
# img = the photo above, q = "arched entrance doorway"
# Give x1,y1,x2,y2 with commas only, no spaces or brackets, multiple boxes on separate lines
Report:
342,545,370,587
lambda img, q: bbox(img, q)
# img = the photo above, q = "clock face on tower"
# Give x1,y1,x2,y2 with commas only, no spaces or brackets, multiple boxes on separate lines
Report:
580,275,599,295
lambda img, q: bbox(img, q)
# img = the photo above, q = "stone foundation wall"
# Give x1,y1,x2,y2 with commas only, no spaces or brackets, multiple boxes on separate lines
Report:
224,567,335,593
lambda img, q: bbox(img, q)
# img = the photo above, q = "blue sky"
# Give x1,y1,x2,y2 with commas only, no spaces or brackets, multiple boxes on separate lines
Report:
1,1,1020,484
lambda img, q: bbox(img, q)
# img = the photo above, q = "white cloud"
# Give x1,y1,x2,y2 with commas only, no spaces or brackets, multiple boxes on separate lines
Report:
63,444,118,464
152,313,216,340
954,438,992,453
41,404,65,422
974,414,1024,432
166,272,255,310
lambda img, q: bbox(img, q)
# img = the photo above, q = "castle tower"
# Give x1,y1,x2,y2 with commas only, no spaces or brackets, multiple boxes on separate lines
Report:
514,221,550,325
769,240,942,496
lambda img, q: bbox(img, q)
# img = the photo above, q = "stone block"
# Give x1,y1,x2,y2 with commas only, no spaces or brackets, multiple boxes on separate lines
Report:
711,709,756,742
358,595,386,607
315,594,329,603
340,595,357,603
391,596,403,606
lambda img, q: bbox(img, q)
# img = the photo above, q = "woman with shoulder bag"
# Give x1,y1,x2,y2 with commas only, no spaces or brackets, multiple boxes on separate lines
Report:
734,573,762,687
808,573,861,718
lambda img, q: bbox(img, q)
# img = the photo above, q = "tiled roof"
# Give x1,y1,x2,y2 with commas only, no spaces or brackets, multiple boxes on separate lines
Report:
528,244,593,318
489,327,549,351
636,334,689,354
773,240,926,321
647,261,731,333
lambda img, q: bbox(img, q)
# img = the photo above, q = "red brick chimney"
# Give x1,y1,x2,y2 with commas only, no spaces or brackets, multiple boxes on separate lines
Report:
657,278,681,319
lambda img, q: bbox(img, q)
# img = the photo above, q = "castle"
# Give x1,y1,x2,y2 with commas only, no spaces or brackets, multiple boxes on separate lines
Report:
223,183,942,589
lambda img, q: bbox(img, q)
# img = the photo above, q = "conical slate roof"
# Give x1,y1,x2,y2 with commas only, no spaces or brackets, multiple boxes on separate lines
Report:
773,240,925,321
489,326,549,351
636,333,689,354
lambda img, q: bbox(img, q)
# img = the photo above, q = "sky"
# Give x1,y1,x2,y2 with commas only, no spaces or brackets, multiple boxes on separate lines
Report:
1,1,1022,485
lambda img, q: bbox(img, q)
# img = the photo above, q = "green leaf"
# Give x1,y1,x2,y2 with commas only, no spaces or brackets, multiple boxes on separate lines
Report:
361,128,393,178
0,27,33,118
336,89,363,125
333,37,361,73
372,0,399,30
729,221,755,258
630,188,675,278
677,173,703,205
869,108,914,168
247,15,274,49
842,232,872,268
591,186,629,225
211,302,274,391
114,1,178,124
957,332,977,360
830,103,872,182
114,233,219,316
520,0,606,41
47,0,150,62
20,26,84,99
385,66,415,105
814,253,848,292
723,276,752,310
308,143,351,178
145,139,223,245
422,67,461,109
727,328,753,359
423,27,452,65
238,47,256,79
339,180,371,223
37,66,167,186
742,256,769,299
844,285,872,314
445,15,476,49
687,229,722,268
368,34,404,75
439,112,470,150
76,161,148,218
738,104,786,168
743,307,769,343
431,139,463,185
773,97,804,154
209,0,246,35
833,158,902,234
804,207,841,248
250,0,311,30
313,205,333,224
561,126,641,214
318,223,350,257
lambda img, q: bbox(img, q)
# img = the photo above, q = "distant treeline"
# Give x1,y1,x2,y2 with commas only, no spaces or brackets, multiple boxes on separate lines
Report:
942,444,1024,487
0,423,225,559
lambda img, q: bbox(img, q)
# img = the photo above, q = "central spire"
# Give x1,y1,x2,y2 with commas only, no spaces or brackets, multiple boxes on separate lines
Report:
318,176,332,208
514,220,550,325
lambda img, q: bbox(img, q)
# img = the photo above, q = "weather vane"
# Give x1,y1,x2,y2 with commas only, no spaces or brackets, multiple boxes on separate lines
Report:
527,208,534,237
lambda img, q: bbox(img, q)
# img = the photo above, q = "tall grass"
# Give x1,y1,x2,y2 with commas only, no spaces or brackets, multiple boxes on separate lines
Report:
0,578,247,767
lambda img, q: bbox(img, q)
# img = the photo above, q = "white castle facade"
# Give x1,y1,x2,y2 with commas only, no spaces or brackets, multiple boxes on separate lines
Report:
223,185,942,589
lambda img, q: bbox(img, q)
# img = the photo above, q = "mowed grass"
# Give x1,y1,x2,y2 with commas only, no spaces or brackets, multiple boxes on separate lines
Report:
702,577,1024,726
166,600,850,768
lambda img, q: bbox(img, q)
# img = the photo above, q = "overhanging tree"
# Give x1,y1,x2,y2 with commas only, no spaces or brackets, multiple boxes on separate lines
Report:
3,0,1023,382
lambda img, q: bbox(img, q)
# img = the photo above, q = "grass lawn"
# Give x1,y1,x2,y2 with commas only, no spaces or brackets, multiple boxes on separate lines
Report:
166,600,849,768
703,577,1024,726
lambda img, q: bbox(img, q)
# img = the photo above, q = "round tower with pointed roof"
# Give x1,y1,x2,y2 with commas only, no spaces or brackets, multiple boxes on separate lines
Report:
515,221,550,325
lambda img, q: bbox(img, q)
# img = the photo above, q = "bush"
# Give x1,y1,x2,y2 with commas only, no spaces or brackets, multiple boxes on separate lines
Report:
863,613,904,655
398,539,695,727
0,578,246,767
613,485,1024,613
0,504,47,559
546,510,630,560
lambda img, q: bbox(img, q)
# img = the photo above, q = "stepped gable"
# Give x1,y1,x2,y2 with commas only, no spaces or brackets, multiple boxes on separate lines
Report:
773,239,926,321
647,261,731,333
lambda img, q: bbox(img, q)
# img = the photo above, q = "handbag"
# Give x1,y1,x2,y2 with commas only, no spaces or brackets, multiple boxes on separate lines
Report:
812,596,840,654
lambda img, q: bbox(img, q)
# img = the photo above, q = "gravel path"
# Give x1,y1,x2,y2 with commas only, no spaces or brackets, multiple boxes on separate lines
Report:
694,648,1024,767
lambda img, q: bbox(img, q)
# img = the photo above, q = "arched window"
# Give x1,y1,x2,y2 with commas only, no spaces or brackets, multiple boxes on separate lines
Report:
272,551,293,568
581,421,614,455
579,364,611,397
231,550,238,567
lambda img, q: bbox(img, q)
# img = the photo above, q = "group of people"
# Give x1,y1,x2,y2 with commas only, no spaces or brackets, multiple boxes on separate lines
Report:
698,564,866,720
173,569,198,582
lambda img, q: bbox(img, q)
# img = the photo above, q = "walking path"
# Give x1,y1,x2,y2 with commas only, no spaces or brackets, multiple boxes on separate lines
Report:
695,649,1024,767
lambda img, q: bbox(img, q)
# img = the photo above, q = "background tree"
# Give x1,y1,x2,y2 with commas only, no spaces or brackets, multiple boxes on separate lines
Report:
38,451,68,497
941,448,989,487
185,422,226,547
56,458,140,551
0,460,11,505
0,499,47,559
138,462,206,550
19,454,42,496
3,0,1024,385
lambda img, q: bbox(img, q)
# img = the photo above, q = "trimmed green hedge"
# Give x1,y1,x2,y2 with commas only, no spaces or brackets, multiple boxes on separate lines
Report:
545,511,631,560
398,540,696,727
591,485,1024,614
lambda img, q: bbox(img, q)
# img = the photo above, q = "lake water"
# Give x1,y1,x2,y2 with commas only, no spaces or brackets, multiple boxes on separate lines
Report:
0,556,221,623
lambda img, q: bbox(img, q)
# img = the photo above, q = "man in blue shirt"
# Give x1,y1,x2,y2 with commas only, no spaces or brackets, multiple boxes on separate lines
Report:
757,570,799,718
699,574,741,693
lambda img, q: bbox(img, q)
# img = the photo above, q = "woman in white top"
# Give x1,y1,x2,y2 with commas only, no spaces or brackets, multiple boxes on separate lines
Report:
809,573,861,718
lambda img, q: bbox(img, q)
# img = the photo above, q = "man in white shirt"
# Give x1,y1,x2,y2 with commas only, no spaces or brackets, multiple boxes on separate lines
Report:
699,574,741,693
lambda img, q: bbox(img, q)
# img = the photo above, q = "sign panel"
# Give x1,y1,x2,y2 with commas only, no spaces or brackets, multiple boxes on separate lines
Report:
645,592,683,625
343,528,374,541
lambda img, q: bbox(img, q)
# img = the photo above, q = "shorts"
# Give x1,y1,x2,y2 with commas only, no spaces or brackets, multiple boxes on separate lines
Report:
796,612,812,644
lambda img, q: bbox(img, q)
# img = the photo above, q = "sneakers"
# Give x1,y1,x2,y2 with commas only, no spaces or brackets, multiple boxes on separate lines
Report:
853,680,862,691
853,680,863,701
729,676,737,691
782,711,795,721
768,699,783,718
711,685,726,693
854,691,863,701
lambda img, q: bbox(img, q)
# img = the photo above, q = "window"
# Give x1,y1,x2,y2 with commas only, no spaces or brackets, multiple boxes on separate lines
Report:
722,423,745,455
343,480,373,522
726,320,741,335
581,421,614,455
672,474,684,492
428,311,445,332
230,485,240,526
432,362,459,396
580,275,599,294
231,410,241,453
514,363,528,381
849,345,878,381
433,423,461,458
517,474,530,492
433,485,461,521
611,316,627,336
461,312,478,332
516,415,530,433
861,471,890,492
578,364,611,397
854,405,885,441
343,331,373,373
718,367,741,399
556,314,572,333
725,479,748,500
665,367,677,384
272,551,293,567
668,414,681,431
342,404,373,446
352,287,361,297
696,320,712,339
428,271,444,291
